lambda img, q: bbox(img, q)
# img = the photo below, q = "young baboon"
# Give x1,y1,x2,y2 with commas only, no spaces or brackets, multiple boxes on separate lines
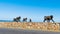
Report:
29,19,32,22
23,18,27,22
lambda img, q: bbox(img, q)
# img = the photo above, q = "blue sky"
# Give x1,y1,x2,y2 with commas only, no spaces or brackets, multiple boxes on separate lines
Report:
0,0,60,22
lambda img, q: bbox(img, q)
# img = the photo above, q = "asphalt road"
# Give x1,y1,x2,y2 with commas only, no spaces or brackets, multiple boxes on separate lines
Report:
0,28,60,34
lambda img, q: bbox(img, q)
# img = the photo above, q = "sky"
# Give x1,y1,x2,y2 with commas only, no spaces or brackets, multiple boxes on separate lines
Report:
0,0,60,22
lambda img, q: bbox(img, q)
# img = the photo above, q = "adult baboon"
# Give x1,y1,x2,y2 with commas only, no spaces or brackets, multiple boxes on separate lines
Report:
23,18,27,22
43,15,55,22
13,16,21,22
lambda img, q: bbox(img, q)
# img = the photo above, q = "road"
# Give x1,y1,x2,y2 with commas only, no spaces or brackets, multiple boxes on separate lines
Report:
0,28,60,34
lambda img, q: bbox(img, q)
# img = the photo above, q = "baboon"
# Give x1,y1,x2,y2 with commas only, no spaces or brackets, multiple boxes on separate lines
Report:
13,16,21,22
23,18,27,22
43,15,55,22
29,19,32,22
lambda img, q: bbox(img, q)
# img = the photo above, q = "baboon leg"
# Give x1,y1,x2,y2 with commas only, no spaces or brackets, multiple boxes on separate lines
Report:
26,20,27,22
15,20,18,23
16,21,18,23
23,20,25,22
43,19,46,22
52,19,55,23
18,19,20,22
23,20,24,22
23,19,24,22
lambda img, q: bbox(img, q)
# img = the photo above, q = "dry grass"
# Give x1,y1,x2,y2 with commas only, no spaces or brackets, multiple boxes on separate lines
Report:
0,22,60,31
